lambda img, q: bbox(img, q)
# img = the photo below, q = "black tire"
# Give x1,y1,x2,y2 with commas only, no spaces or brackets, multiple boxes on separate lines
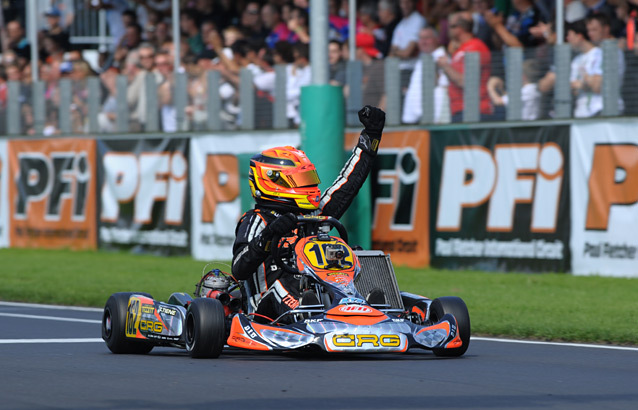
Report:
430,296,470,357
185,298,226,358
102,292,154,354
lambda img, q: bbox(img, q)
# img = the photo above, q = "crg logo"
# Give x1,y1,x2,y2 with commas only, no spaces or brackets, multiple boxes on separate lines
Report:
586,144,638,231
101,152,187,224
374,148,420,229
14,152,90,221
437,143,564,232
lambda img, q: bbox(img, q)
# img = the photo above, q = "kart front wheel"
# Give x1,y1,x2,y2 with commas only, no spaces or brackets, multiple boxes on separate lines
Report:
430,296,470,357
185,298,226,358
102,292,154,354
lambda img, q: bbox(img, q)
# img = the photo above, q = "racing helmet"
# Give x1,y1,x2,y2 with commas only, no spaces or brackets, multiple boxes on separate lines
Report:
248,146,321,211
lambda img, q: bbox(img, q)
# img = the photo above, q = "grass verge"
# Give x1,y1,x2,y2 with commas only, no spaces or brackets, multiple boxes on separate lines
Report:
1,248,636,345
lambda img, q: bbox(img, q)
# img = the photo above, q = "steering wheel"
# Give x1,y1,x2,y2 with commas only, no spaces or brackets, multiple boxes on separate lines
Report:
271,215,349,275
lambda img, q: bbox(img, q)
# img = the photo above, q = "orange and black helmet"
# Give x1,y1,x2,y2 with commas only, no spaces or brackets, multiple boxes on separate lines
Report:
248,146,321,211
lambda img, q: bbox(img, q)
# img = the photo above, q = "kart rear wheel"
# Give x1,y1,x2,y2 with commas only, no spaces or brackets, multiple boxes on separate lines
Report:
102,292,154,354
185,298,226,358
430,297,470,357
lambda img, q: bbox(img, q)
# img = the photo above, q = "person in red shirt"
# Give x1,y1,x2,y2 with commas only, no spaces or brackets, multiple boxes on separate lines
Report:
436,12,493,123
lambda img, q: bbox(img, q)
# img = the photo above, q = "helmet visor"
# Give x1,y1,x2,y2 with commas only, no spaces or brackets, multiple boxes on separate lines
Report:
279,169,321,188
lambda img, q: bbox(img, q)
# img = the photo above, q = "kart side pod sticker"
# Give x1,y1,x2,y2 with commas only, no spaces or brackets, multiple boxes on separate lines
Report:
324,332,408,352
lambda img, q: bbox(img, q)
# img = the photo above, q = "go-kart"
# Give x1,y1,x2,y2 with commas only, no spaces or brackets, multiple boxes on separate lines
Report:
102,215,470,358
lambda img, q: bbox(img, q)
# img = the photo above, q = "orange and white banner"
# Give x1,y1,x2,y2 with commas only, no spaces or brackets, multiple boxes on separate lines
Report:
0,140,8,248
370,130,430,267
190,132,299,260
571,122,638,277
8,139,97,250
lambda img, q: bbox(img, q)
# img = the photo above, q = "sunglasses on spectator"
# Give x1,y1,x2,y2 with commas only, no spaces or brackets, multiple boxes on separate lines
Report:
245,9,259,15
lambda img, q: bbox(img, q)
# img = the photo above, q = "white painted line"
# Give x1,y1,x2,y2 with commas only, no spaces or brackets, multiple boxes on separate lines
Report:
0,312,101,324
472,336,638,352
0,301,103,312
0,338,103,344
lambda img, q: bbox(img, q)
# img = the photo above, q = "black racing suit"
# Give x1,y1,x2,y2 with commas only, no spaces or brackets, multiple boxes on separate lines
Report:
231,130,381,322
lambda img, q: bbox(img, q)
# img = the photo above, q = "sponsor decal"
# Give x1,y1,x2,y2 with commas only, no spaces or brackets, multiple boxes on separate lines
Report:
431,127,570,272
338,297,366,305
141,305,155,314
98,138,190,251
339,305,373,314
8,139,97,249
367,131,430,267
243,325,259,339
158,306,177,316
571,123,638,277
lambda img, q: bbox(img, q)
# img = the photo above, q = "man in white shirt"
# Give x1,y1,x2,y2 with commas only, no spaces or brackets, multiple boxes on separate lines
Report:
389,0,426,76
568,20,603,118
402,27,450,124
586,13,624,113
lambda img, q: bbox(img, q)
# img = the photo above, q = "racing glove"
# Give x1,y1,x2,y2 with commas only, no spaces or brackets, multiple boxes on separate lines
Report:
358,105,385,153
261,212,298,240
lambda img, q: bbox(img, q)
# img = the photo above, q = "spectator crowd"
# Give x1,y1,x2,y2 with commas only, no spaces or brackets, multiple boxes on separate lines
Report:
2,0,638,135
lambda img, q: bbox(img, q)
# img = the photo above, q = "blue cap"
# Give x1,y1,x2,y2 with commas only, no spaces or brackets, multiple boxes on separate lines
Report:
60,61,73,73
44,8,62,17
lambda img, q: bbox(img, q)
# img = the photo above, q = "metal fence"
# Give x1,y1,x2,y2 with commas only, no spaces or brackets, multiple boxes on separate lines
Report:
1,41,633,137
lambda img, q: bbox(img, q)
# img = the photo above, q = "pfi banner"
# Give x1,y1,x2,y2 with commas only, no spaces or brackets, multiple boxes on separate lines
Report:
370,130,430,267
571,122,638,277
190,133,299,261
98,138,190,253
0,140,8,248
430,126,570,272
8,139,97,249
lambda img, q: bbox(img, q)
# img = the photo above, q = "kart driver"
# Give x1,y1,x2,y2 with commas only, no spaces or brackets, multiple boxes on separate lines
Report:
231,105,386,323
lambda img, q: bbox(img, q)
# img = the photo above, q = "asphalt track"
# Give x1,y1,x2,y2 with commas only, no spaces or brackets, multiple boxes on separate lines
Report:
1,301,637,410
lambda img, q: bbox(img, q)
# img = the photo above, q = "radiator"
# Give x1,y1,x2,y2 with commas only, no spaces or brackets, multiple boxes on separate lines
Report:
354,251,404,310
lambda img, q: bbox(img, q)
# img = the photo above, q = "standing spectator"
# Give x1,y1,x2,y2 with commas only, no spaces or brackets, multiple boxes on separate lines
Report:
328,0,349,42
6,20,30,62
328,40,346,86
132,0,170,32
239,1,267,44
538,19,603,118
287,43,312,125
437,12,493,123
358,2,384,45
90,0,130,50
180,9,204,56
568,20,603,117
586,13,624,113
262,3,292,49
288,6,310,44
402,27,450,124
193,0,232,32
36,0,75,31
582,0,624,37
389,0,427,83
377,0,401,57
483,0,546,49
41,8,71,54
128,43,161,131
487,59,542,121
355,32,386,109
